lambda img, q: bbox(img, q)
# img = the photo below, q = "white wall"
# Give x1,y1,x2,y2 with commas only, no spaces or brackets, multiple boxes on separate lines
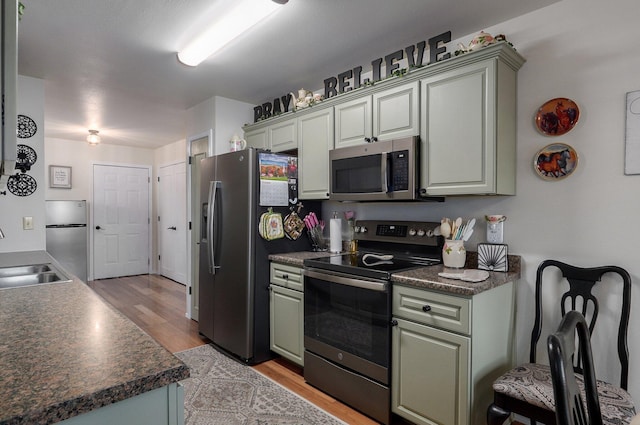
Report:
44,138,157,273
0,76,45,253
324,0,640,403
186,95,253,156
213,96,253,154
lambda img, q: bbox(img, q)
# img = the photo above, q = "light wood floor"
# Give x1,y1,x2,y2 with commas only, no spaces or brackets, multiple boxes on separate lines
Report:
88,274,401,425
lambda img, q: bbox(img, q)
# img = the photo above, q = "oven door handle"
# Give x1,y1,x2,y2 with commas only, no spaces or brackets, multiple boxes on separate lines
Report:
304,269,388,292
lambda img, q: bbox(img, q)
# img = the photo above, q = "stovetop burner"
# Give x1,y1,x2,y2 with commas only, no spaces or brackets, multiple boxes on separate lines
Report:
304,220,443,280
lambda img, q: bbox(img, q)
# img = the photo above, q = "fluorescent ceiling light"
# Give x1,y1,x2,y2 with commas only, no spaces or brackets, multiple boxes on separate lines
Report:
178,0,287,67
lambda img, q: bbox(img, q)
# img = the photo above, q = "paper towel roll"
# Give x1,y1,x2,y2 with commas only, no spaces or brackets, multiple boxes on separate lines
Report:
329,218,342,253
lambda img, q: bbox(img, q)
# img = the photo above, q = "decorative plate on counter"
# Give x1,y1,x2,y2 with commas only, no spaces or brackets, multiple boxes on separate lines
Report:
534,142,578,180
17,114,38,139
535,98,579,136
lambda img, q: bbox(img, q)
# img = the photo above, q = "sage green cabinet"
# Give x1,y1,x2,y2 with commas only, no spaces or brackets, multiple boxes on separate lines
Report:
269,262,304,366
393,317,470,425
334,96,372,148
335,81,419,148
391,282,515,425
60,383,184,425
269,119,297,152
420,55,519,195
245,119,297,152
243,43,524,197
298,108,334,199
245,127,268,149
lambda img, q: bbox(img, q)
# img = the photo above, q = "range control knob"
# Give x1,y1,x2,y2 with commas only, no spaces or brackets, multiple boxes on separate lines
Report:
408,228,417,236
426,229,434,237
359,226,368,233
417,229,426,237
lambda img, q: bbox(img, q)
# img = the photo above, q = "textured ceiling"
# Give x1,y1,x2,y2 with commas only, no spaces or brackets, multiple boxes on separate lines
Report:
17,0,559,149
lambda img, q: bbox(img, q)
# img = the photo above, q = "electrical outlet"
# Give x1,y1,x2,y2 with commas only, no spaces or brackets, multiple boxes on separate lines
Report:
23,216,33,230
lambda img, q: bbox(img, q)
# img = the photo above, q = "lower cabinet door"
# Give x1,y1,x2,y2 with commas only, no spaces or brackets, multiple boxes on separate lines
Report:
392,317,470,425
269,284,304,366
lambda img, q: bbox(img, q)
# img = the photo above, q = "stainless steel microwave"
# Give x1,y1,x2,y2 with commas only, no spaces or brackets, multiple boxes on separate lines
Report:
329,136,420,201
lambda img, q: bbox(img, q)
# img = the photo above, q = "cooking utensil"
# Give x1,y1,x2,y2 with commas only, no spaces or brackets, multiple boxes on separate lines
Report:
462,218,476,241
440,221,451,238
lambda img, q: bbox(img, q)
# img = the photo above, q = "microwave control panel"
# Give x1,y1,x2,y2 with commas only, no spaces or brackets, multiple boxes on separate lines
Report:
390,150,409,191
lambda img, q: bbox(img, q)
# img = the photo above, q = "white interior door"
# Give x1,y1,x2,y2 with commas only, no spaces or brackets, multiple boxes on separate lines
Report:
93,164,150,279
159,162,187,284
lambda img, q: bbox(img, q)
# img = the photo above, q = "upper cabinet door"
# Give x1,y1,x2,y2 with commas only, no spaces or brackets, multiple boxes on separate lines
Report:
245,127,268,149
334,96,372,149
269,119,297,152
373,81,420,142
298,108,334,199
420,59,509,196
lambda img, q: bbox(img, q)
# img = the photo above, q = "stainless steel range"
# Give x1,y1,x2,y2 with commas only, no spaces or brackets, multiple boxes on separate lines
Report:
303,220,442,425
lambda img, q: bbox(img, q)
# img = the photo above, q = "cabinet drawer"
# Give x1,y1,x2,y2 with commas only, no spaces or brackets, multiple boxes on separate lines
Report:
393,285,470,335
270,262,304,291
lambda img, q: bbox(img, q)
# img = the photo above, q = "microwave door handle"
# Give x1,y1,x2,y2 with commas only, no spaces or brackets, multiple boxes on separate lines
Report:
207,181,222,274
381,152,389,193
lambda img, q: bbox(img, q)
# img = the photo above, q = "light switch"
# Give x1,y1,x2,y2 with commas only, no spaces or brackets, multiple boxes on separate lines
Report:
23,216,34,230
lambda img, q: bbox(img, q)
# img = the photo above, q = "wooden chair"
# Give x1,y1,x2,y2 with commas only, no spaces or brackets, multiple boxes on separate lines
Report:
548,311,638,425
547,311,603,425
487,260,634,425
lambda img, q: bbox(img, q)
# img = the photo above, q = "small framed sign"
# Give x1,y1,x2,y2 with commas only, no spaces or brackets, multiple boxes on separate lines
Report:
49,165,72,189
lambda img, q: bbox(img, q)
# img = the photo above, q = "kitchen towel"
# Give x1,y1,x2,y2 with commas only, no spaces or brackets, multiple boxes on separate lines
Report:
329,218,342,253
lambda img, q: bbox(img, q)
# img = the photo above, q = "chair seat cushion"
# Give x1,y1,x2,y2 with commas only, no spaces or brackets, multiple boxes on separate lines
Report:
493,363,636,424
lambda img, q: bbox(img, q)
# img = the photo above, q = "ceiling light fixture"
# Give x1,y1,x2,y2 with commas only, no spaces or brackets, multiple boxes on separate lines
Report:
177,0,289,67
87,129,101,145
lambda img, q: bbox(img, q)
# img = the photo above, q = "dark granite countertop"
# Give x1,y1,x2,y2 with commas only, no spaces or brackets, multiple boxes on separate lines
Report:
269,251,520,296
269,250,338,267
0,251,189,425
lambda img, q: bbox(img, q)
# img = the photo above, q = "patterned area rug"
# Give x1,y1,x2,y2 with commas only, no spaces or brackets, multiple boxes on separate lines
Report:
175,344,347,425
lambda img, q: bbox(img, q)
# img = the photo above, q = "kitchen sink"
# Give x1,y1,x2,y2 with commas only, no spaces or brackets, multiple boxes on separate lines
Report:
0,263,72,289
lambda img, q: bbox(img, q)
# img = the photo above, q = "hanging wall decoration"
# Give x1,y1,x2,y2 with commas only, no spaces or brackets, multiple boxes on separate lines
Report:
535,98,579,136
533,142,578,180
7,173,37,196
15,144,37,173
17,114,38,138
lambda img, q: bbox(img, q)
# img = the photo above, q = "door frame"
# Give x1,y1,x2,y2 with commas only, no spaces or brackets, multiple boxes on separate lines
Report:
89,161,152,281
186,129,214,319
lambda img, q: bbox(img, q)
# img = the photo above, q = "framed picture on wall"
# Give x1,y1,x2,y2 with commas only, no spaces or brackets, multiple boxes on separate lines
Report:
49,165,72,189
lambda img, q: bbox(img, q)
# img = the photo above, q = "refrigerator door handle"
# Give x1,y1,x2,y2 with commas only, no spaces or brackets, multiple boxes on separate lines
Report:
207,181,222,274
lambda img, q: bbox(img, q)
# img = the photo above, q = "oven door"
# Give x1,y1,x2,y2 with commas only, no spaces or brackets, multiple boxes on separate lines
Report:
303,268,391,384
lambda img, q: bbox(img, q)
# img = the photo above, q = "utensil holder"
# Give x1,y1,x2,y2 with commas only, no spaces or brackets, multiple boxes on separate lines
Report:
442,239,466,268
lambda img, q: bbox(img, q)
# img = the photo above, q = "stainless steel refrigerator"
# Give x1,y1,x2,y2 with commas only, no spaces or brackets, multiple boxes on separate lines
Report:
45,200,88,282
199,148,316,364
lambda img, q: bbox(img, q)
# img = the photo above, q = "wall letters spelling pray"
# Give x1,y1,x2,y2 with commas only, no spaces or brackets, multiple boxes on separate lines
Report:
253,31,451,123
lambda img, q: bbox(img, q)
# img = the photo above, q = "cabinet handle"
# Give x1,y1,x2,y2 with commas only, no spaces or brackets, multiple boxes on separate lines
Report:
390,319,398,327
282,273,289,280
422,305,432,312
